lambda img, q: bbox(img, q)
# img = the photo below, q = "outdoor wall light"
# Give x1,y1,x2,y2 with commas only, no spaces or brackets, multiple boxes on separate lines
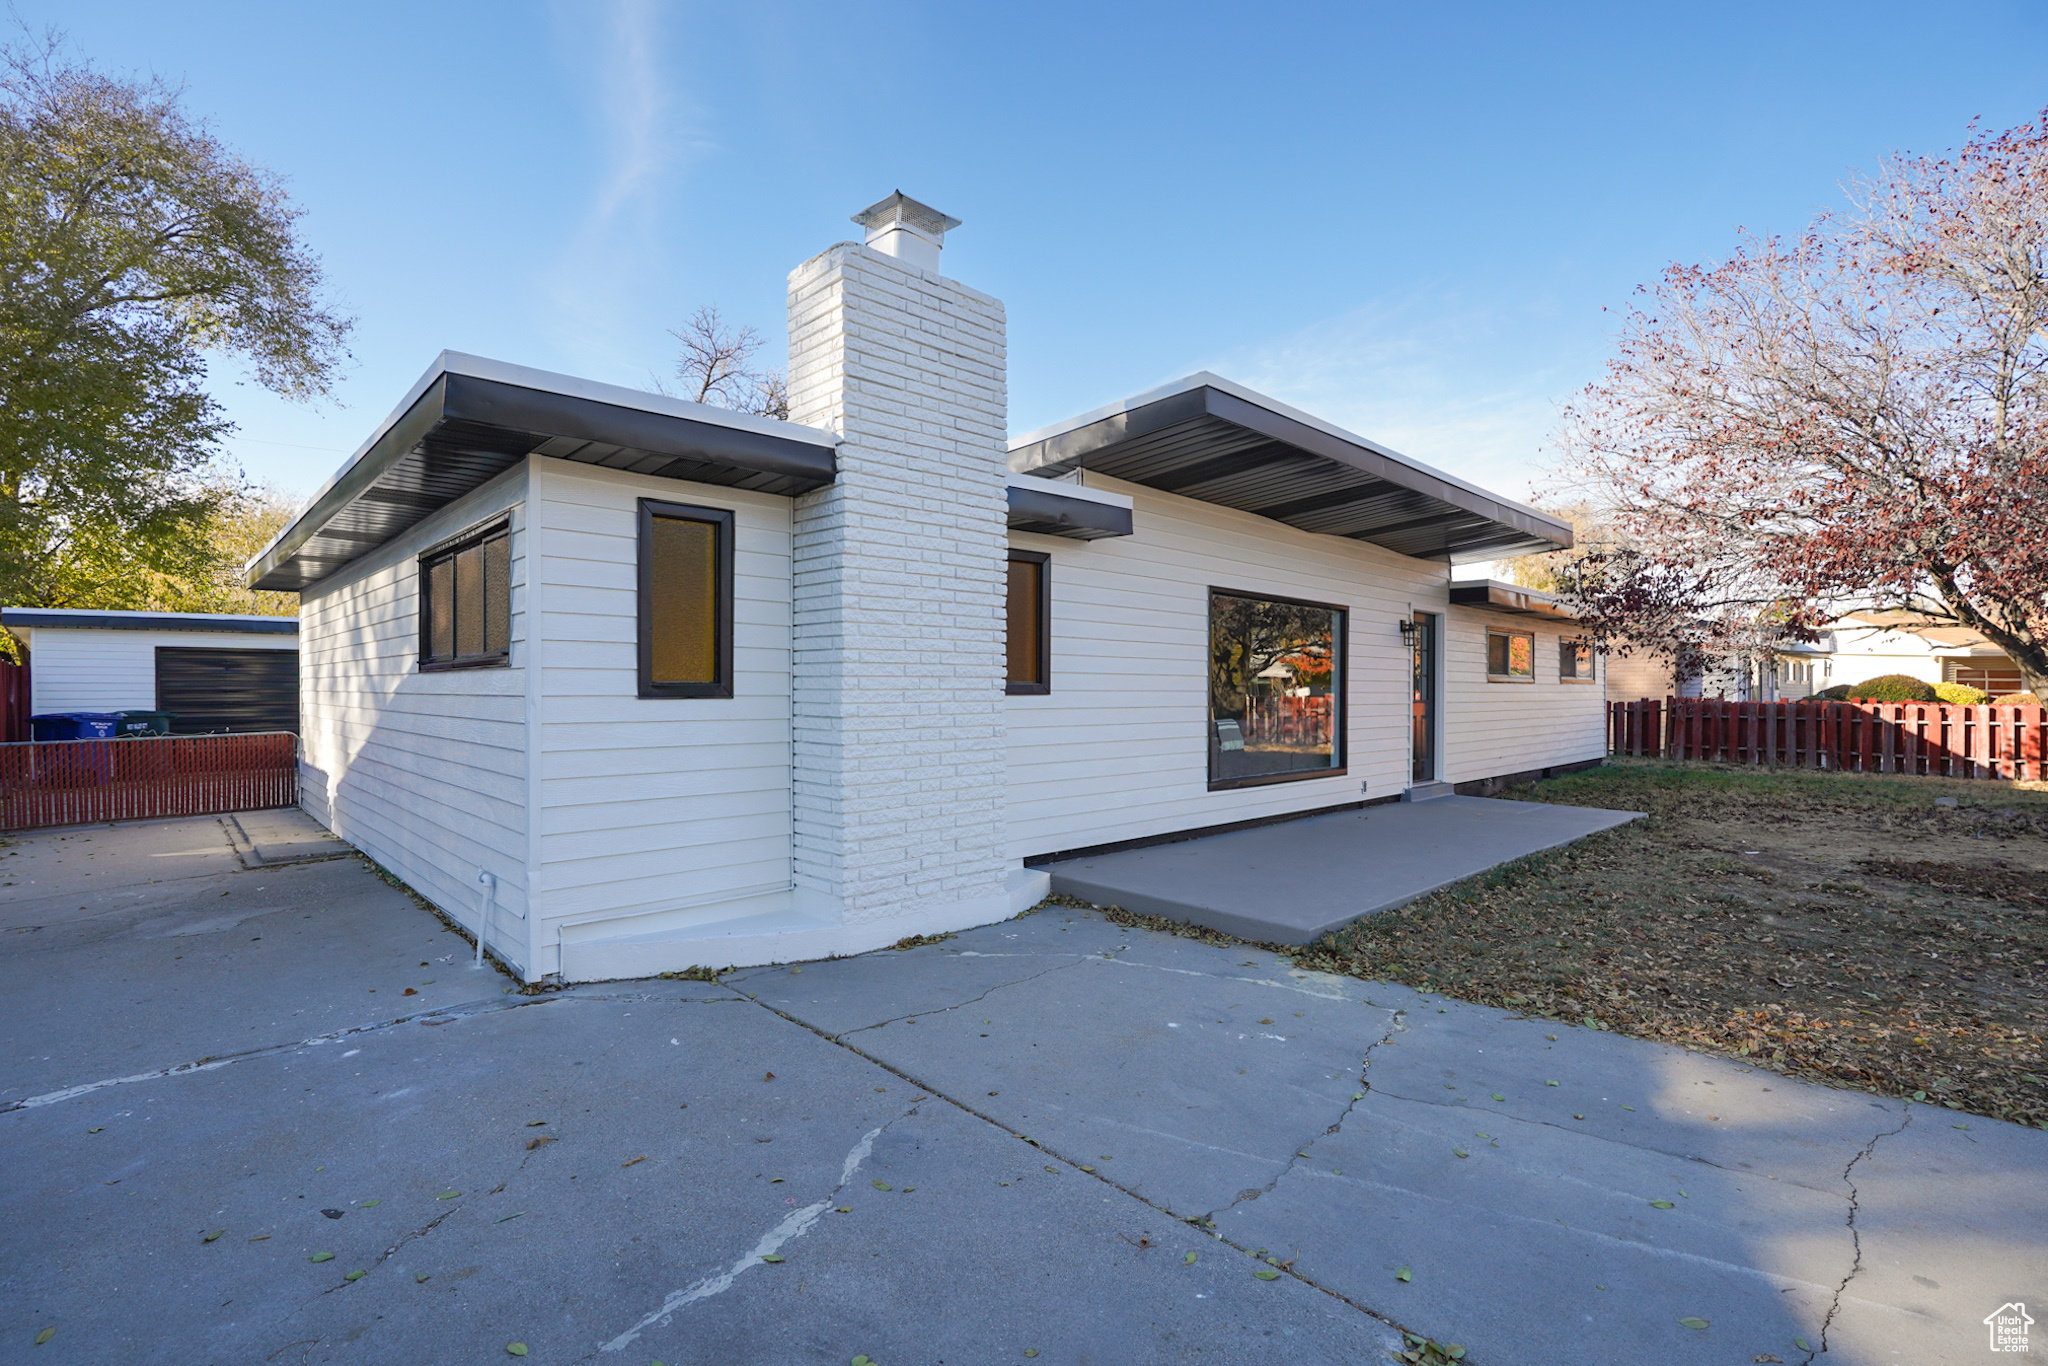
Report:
1398,618,1418,646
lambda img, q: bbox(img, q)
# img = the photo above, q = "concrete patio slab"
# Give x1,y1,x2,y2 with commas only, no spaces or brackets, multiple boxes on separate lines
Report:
1038,794,1644,943
225,806,351,867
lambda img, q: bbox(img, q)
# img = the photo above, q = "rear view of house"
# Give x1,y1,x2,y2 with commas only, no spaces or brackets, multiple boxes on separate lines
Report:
250,193,1608,982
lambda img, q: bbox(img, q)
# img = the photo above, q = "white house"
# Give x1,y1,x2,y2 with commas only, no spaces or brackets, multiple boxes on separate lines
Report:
1603,609,2026,703
250,192,1608,983
0,608,299,733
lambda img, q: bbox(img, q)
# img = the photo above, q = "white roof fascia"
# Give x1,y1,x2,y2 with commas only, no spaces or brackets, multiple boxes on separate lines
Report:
247,351,837,577
1008,370,1556,528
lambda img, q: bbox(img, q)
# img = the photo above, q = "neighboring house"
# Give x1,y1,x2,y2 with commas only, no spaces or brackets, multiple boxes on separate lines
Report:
0,609,300,733
249,192,1608,983
1602,609,2024,703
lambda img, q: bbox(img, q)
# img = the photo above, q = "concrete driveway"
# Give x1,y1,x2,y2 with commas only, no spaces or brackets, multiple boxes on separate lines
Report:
3,814,2042,1365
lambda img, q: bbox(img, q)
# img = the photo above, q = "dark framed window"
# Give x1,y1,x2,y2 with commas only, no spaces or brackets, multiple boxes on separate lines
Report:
1560,638,1596,682
1208,588,1346,790
418,518,511,671
1006,549,1050,695
638,499,734,699
1487,628,1534,682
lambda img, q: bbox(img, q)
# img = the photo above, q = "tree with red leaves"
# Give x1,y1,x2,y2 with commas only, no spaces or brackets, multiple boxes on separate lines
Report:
1550,112,2048,694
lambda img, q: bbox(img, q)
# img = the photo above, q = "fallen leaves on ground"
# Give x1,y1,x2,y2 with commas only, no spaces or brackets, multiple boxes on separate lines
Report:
1284,762,2048,1129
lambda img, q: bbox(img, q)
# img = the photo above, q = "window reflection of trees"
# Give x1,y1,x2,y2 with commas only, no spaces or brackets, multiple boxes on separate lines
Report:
1209,593,1342,782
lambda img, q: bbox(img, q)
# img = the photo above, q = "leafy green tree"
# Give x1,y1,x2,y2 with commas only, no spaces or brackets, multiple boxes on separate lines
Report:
0,35,349,619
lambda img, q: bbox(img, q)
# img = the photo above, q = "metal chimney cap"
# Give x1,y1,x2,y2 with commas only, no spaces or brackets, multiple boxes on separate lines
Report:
851,190,962,239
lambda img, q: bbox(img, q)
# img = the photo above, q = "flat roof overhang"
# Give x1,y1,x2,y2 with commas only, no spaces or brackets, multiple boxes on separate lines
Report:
249,353,839,592
1008,373,1569,565
1005,475,1134,540
0,608,298,634
1447,581,1579,622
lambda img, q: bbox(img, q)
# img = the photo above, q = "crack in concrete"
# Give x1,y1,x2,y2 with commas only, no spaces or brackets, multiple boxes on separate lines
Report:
827,956,1091,1039
1360,1082,1883,1198
1200,1007,1409,1224
0,994,567,1114
1806,1106,1913,1364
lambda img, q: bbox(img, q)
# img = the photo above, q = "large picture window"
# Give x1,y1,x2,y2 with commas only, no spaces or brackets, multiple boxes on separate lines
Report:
419,519,511,671
1487,628,1535,682
1208,589,1345,789
1006,549,1050,695
638,499,734,699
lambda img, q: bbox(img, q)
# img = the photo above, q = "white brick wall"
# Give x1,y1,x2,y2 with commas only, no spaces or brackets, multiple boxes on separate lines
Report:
785,242,1010,928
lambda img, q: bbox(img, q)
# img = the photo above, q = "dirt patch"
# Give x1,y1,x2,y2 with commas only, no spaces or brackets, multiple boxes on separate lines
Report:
1288,761,2048,1130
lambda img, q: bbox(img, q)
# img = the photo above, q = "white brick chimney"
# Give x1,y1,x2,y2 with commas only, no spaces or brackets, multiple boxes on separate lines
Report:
785,193,1011,943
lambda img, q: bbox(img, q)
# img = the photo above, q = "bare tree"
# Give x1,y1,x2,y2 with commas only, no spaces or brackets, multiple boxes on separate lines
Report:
1549,111,2048,694
654,306,790,419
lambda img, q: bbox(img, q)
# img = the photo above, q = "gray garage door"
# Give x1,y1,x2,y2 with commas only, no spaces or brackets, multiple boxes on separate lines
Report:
155,647,300,735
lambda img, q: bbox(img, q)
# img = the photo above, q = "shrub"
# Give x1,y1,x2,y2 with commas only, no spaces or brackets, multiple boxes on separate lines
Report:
1934,681,1989,706
1844,673,1938,703
1811,684,1853,701
1990,692,2042,706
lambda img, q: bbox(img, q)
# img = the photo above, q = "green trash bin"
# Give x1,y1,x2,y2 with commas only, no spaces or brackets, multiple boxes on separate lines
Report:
113,710,176,736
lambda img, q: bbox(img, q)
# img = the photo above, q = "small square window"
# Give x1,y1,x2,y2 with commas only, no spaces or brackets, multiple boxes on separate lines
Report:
1560,638,1595,682
1006,550,1050,695
638,500,734,699
1487,628,1534,681
419,519,511,671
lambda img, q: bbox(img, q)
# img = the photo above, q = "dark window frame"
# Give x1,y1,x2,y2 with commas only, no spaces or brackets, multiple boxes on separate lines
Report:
1005,548,1051,696
1206,586,1349,792
1487,627,1536,683
1559,637,1596,683
637,498,735,700
417,516,512,673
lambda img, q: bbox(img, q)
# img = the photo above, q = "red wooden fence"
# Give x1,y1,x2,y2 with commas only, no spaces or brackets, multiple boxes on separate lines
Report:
1609,696,2048,781
0,732,298,832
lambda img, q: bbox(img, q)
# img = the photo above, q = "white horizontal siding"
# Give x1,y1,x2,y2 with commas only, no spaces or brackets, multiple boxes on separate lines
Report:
22,629,293,716
1006,474,1448,860
1603,648,1673,703
531,461,794,961
1440,609,1608,784
297,463,531,967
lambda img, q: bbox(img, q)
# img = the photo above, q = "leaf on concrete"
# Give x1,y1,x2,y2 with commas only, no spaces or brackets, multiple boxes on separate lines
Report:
436,1191,461,1200
345,1270,366,1282
1184,1252,1197,1264
1396,1265,1412,1282
760,1254,785,1264
622,1155,648,1168
497,1212,525,1223
203,1229,224,1243
1651,1200,1675,1209
1794,1338,1812,1351
1452,1149,1469,1159
526,1120,546,1127
309,1252,335,1263
1252,1269,1281,1280
416,1273,430,1283
87,1127,104,1134
361,1200,380,1207
1545,1080,1558,1086
1678,1317,1709,1329
1490,1093,1505,1102
872,1180,892,1191
34,1327,55,1345
1044,1166,1059,1174
527,1136,553,1151
834,1206,852,1214
506,1345,528,1358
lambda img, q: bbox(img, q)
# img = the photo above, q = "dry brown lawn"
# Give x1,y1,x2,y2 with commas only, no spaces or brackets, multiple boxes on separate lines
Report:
1275,760,2048,1129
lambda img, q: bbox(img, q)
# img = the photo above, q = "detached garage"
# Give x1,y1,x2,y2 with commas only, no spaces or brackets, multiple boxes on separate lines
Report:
0,609,299,735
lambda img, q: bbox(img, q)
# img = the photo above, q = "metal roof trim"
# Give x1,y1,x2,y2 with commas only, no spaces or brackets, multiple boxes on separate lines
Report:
1008,374,1569,560
1,608,298,634
247,352,839,592
1005,475,1134,540
1447,580,1580,622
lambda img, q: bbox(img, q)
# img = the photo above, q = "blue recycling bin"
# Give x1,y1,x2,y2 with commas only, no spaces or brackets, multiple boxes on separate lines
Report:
29,713,122,741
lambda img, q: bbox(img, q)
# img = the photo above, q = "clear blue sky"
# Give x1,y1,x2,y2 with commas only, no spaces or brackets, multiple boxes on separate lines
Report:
36,1,2048,506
